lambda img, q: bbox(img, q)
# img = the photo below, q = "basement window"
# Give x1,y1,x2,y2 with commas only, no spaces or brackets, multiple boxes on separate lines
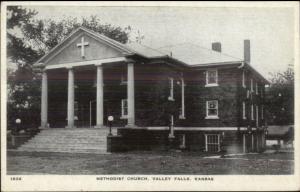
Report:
205,134,220,152
206,100,219,119
121,99,128,118
205,69,218,87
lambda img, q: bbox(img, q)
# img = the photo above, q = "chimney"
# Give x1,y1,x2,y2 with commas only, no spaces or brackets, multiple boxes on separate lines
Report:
212,42,222,52
244,39,251,63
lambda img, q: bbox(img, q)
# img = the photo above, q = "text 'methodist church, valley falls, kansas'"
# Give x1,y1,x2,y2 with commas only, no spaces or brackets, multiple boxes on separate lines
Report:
21,27,269,154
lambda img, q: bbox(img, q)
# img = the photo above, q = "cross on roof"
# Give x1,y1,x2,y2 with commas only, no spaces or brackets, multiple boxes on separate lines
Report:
77,37,89,58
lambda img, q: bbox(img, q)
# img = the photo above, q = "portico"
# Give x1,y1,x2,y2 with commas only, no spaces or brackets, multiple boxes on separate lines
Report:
40,58,136,129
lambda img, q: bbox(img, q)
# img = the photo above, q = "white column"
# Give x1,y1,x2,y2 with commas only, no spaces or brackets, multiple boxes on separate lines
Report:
127,62,135,127
40,71,48,128
95,65,104,128
66,67,75,128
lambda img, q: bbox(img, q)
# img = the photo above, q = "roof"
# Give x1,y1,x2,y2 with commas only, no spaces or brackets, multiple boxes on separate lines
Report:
125,42,167,58
156,43,243,66
35,27,267,82
267,125,293,136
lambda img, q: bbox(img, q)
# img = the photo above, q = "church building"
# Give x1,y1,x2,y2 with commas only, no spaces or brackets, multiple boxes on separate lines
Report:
31,27,268,153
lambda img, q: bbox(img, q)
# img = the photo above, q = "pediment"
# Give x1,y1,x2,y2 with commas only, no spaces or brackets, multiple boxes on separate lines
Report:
39,28,132,66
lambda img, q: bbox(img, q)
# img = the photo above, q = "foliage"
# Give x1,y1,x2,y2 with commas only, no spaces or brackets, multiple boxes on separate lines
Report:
265,66,294,125
7,6,134,130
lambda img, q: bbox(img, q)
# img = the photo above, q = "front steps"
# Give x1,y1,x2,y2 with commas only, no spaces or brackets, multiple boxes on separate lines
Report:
17,128,115,154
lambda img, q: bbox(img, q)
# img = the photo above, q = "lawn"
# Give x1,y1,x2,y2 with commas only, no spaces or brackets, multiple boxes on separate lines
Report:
6,151,294,175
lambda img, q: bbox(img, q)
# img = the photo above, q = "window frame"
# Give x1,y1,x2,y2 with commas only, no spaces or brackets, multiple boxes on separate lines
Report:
121,99,128,119
205,69,219,87
205,134,221,152
206,100,219,119
242,101,246,120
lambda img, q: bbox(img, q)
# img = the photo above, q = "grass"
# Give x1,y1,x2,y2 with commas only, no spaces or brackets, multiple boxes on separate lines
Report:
6,151,294,175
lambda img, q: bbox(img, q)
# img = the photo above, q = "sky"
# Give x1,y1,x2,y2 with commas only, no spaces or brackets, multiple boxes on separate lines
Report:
23,5,296,78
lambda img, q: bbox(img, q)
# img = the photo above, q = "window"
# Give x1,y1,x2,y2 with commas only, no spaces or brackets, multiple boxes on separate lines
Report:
121,99,128,118
206,100,219,119
242,102,246,119
250,78,254,92
251,104,254,120
205,134,220,152
205,70,218,87
168,77,174,101
242,71,246,88
261,106,264,119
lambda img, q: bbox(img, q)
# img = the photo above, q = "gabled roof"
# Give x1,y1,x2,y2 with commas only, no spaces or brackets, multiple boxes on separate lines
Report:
34,27,135,65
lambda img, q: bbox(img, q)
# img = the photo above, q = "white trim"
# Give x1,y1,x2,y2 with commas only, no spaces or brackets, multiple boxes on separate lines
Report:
168,77,174,101
205,69,218,86
45,57,127,70
242,101,246,119
255,81,258,95
242,70,246,88
251,104,254,120
179,77,185,119
256,105,259,127
250,78,254,92
145,126,248,131
206,100,219,119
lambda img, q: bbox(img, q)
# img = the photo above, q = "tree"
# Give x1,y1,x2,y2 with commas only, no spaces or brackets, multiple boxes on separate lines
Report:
7,6,136,130
265,65,294,125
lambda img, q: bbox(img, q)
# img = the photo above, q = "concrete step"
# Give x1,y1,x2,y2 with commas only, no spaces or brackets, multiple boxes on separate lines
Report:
29,137,107,142
19,145,107,150
17,128,110,154
18,147,108,154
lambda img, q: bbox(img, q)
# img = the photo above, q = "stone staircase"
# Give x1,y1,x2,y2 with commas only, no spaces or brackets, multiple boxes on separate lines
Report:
17,128,115,154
